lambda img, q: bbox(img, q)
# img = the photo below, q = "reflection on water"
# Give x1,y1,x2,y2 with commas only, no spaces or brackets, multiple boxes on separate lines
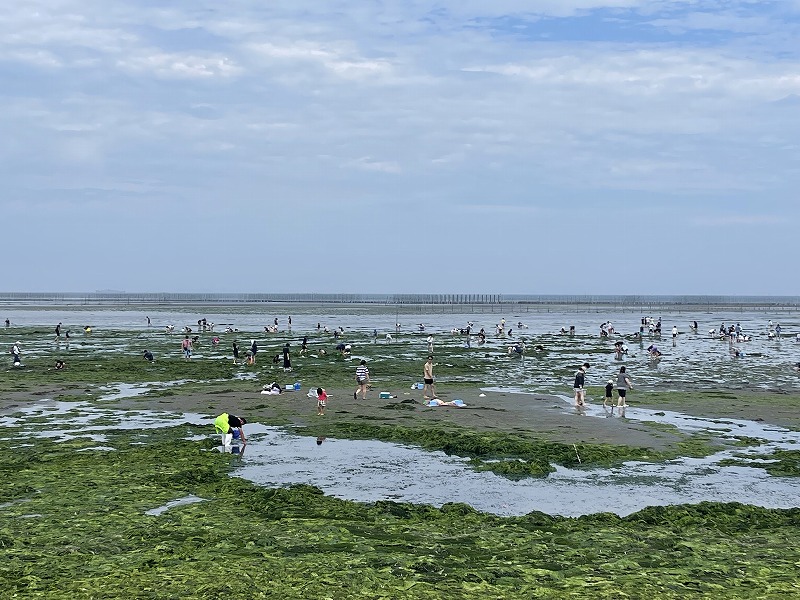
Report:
4,397,800,517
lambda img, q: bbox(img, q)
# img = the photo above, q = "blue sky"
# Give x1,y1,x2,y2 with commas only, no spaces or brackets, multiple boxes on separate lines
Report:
3,0,799,295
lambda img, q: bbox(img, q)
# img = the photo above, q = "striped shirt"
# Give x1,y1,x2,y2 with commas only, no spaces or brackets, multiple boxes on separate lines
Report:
356,365,369,382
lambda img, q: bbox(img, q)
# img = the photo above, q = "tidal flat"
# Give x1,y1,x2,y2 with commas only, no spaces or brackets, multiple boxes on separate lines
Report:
2,427,800,599
1,308,800,597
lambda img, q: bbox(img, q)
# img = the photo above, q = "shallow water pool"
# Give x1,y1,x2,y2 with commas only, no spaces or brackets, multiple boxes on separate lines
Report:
5,390,800,517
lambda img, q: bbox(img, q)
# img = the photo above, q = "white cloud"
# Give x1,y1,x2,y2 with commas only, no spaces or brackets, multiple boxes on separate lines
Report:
1,0,799,292
346,156,402,173
367,0,647,20
116,51,241,79
464,48,800,104
245,40,393,81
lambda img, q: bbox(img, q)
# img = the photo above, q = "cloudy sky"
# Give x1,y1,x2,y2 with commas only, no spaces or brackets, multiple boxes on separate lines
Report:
3,1,799,295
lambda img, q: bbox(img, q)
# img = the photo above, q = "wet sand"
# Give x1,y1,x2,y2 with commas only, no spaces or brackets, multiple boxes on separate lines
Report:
6,383,799,453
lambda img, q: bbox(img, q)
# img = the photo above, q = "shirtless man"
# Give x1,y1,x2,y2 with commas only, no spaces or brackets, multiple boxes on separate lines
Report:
423,355,437,400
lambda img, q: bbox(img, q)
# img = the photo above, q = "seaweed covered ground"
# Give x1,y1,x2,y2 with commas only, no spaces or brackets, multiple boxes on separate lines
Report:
2,320,800,597
2,426,800,599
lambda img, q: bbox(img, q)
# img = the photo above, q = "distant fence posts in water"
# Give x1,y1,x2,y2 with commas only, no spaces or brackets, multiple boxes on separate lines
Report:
0,293,797,314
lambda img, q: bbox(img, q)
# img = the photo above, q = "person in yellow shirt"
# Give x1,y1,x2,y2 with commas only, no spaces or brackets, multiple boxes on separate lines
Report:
214,413,247,445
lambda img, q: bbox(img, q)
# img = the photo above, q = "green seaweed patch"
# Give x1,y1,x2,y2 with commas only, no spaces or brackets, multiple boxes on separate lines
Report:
295,423,665,478
718,458,755,469
143,389,176,397
1,426,800,598
640,420,682,434
720,449,800,477
731,436,766,447
675,434,720,458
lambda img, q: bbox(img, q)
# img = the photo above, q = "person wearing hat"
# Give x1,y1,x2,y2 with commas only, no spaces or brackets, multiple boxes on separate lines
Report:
214,413,247,445
603,378,614,408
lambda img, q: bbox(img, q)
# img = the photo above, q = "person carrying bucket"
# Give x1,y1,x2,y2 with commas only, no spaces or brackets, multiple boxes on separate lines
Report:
214,413,247,446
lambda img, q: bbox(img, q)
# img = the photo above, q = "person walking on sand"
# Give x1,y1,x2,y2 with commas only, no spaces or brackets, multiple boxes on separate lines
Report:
316,388,328,416
616,366,633,408
573,363,590,407
354,360,370,400
181,335,192,360
423,355,437,400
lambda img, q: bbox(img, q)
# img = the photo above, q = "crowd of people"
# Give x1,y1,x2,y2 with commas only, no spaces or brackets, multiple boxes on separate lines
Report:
6,313,798,451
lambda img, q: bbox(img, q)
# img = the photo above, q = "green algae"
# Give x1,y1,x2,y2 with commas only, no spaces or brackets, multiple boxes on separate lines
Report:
731,436,766,447
2,324,799,598
720,450,800,477
1,426,799,599
675,434,720,458
296,422,667,477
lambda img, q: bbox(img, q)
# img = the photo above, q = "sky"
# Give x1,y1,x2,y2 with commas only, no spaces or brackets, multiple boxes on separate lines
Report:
2,0,799,295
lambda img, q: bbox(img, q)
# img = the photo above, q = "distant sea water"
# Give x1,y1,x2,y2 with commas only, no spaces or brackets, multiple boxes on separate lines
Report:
0,293,798,333
0,292,799,308
0,290,796,331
